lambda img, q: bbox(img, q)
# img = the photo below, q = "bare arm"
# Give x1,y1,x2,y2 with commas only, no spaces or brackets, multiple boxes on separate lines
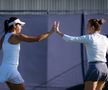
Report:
16,30,54,42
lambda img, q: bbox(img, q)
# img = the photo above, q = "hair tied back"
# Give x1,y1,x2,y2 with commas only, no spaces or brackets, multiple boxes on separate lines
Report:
98,18,105,25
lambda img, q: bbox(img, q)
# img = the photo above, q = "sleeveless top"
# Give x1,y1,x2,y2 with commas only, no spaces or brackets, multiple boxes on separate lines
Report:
2,33,20,66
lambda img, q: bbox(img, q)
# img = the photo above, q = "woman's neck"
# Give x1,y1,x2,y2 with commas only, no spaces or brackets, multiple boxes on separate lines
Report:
94,31,100,34
11,29,18,34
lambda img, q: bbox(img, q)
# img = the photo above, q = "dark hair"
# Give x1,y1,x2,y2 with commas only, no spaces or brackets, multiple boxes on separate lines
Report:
88,18,104,31
4,17,18,34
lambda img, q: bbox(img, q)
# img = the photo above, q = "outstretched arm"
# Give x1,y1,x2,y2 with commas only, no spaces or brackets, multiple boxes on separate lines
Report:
15,29,54,42
53,21,88,43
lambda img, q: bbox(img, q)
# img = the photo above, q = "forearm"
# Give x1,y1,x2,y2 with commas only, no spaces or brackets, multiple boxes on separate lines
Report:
16,31,54,42
37,30,54,41
63,34,87,43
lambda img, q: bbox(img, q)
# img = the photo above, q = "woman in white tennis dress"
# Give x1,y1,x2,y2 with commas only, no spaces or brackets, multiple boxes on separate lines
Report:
0,17,54,90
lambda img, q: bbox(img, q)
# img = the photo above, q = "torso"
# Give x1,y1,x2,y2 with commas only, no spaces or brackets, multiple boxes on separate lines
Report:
2,32,20,66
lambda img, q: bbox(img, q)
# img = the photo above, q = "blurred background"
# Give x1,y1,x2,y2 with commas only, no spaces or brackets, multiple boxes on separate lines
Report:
0,0,108,90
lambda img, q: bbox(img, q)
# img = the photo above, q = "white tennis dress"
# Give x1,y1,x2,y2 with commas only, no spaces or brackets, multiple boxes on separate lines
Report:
0,32,24,84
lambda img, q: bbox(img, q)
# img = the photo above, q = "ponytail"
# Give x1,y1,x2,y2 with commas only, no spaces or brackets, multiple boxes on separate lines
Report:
98,18,105,25
4,17,18,34
4,20,9,34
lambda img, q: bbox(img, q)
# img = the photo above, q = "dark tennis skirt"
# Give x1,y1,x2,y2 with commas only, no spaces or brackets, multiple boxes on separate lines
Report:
85,62,108,82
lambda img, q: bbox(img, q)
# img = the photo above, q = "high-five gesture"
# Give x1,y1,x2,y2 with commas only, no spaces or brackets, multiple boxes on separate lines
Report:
52,21,64,37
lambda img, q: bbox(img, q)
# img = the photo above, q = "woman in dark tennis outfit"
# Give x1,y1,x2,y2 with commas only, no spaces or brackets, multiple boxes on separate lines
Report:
53,19,108,90
0,17,54,90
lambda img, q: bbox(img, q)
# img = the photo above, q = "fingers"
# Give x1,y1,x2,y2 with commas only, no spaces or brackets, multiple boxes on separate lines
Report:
51,21,56,32
56,21,60,28
53,21,60,27
53,21,57,28
52,21,57,30
51,21,60,32
56,21,60,32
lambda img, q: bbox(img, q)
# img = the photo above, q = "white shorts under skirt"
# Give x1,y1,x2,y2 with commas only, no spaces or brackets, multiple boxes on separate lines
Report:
0,64,24,84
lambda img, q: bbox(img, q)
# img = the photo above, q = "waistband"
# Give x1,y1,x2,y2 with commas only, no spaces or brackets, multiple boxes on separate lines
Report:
89,61,106,63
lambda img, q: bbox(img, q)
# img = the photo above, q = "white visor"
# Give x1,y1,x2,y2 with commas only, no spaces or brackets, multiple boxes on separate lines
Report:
8,19,25,26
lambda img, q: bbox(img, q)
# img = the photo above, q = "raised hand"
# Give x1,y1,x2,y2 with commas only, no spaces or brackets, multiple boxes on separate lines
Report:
51,21,57,32
51,21,60,32
52,21,64,37
56,21,60,33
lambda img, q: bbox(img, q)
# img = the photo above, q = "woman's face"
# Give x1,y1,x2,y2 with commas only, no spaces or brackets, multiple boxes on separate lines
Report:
86,23,95,34
15,24,22,33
